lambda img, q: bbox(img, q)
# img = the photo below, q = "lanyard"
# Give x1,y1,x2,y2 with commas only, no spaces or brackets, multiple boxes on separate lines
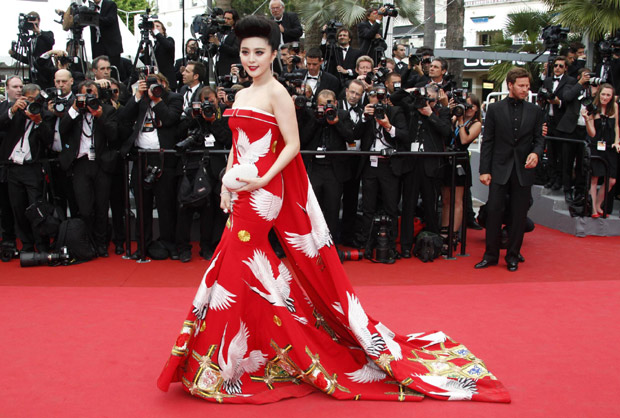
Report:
19,120,33,149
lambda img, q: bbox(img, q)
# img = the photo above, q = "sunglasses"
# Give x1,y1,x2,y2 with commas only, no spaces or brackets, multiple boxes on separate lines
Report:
554,64,565,68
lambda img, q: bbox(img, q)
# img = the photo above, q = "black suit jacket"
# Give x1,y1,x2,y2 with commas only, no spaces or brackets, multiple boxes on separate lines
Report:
58,104,119,173
321,44,362,80
273,12,303,43
358,105,409,177
216,31,240,77
178,83,204,107
480,98,545,187
153,34,177,91
542,74,578,127
357,20,384,57
301,71,341,103
91,0,123,58
119,90,183,167
0,106,54,162
555,81,585,135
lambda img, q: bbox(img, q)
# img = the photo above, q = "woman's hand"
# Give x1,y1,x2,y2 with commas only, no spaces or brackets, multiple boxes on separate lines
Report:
232,176,268,193
612,143,620,153
220,190,233,213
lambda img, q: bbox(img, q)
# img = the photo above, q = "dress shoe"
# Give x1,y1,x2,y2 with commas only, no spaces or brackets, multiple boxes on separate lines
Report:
518,253,525,263
199,248,214,260
467,219,483,230
552,181,562,191
114,244,124,255
564,191,573,203
170,250,179,260
97,246,109,258
507,261,518,272
179,250,192,263
544,180,554,189
474,259,497,269
401,249,412,259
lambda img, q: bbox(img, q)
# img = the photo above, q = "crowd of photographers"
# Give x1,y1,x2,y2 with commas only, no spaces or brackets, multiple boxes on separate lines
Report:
1,2,620,266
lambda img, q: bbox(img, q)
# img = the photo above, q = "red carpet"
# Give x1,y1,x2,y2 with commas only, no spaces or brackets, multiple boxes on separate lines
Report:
1,226,619,417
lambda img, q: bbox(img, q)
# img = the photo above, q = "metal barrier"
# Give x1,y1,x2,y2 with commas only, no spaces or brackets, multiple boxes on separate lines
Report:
132,148,470,262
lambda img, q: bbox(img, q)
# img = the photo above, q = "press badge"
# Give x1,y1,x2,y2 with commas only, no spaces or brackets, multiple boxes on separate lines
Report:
204,134,215,147
88,145,96,161
597,141,606,151
346,142,356,151
12,149,25,165
411,142,420,152
316,146,326,159
370,155,379,167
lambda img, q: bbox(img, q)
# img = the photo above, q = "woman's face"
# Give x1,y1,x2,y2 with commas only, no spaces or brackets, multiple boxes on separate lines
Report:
240,37,276,79
466,97,477,116
599,87,613,106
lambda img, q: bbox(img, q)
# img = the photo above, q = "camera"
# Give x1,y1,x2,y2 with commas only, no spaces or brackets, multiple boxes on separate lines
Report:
18,13,38,33
324,100,337,122
222,88,237,103
45,88,70,113
537,87,556,102
146,75,164,98
294,95,311,109
144,165,162,188
191,100,216,118
410,87,431,109
175,129,204,151
378,4,399,18
191,8,228,41
76,93,100,112
365,66,390,85
541,25,569,51
581,97,597,116
26,90,50,115
585,72,605,85
365,214,395,264
139,65,158,80
450,89,471,117
597,30,620,58
232,63,246,78
218,75,236,88
290,42,301,55
0,241,19,262
20,246,71,267
70,1,100,29
138,11,155,31
322,19,343,44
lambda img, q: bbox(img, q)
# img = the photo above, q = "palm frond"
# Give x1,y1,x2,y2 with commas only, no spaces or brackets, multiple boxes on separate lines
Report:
395,0,421,26
335,0,368,26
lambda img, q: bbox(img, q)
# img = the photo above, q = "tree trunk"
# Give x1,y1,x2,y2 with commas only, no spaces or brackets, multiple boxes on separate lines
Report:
446,0,464,85
423,0,436,49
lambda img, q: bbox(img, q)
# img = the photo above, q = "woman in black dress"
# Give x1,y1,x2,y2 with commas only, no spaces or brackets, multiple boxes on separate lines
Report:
440,94,482,245
583,83,620,217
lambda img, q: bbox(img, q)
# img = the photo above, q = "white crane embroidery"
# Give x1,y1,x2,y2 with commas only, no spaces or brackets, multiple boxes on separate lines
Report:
407,331,448,348
416,375,478,400
375,322,402,361
346,292,385,357
250,188,282,221
192,253,236,319
345,358,387,383
235,127,271,165
218,321,267,394
284,186,333,258
243,249,296,312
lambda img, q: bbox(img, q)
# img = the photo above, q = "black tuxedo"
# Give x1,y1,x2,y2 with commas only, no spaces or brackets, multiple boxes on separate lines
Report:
178,83,204,111
357,20,386,60
480,97,544,264
0,101,16,243
272,12,303,43
301,70,341,103
0,108,54,163
216,31,240,77
152,33,177,91
321,44,362,79
90,0,123,67
12,30,55,85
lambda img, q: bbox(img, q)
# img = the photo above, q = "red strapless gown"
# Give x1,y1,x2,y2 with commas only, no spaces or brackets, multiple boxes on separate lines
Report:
157,107,510,404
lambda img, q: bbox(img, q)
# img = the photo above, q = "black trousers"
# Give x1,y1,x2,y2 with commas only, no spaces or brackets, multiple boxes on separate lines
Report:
309,162,344,241
0,176,16,242
72,158,111,248
48,158,79,218
7,164,46,251
360,160,399,249
109,165,126,247
561,126,586,194
546,126,563,183
132,164,177,246
340,173,361,244
176,175,226,253
484,167,531,264
400,163,440,249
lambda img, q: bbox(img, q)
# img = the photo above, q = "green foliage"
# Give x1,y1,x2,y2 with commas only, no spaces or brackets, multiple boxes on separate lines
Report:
543,0,620,39
115,0,153,33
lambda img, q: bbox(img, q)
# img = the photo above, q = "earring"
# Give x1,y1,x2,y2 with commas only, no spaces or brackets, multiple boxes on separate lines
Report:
270,61,274,73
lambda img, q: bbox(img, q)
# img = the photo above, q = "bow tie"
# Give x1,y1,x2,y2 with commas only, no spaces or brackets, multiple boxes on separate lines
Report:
307,76,318,80
275,20,282,24
339,47,348,52
553,76,561,81
95,4,100,11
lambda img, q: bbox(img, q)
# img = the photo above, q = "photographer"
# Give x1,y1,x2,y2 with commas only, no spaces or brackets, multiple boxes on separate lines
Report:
174,39,200,91
566,42,586,78
353,55,375,101
299,89,359,239
92,55,129,105
278,42,305,74
321,26,362,81
144,20,177,91
35,47,85,90
10,12,55,85
90,0,123,69
175,87,231,262
180,61,207,114
357,84,409,261
301,48,341,104
214,10,241,79
59,80,118,257
0,77,24,252
0,83,54,253
357,7,387,60
118,73,183,259
392,43,409,76
540,56,579,192
269,0,303,45
403,46,433,88
391,84,451,257
48,69,79,219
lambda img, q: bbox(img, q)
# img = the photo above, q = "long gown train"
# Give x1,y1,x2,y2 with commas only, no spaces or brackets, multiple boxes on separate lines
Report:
157,107,510,404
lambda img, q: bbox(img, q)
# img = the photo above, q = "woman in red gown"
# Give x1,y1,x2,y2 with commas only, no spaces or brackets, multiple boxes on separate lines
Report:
157,16,510,404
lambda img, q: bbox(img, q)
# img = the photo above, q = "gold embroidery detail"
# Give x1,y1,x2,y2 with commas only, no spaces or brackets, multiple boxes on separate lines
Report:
238,230,251,242
273,315,282,327
271,140,277,153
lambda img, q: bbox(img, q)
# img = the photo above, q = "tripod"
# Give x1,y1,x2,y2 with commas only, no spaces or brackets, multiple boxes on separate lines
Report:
323,38,345,84
127,27,159,94
68,26,90,76
12,30,35,83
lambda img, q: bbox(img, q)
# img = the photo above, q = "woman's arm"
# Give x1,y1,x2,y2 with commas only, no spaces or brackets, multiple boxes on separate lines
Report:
458,120,482,146
612,102,620,152
235,83,300,192
582,107,596,138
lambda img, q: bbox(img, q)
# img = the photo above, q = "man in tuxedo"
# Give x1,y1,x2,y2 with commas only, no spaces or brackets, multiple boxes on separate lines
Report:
302,48,341,104
179,61,207,113
47,69,79,219
0,76,23,249
213,10,241,79
119,73,183,259
540,56,578,191
174,39,200,91
476,67,544,272
91,0,123,69
9,12,55,85
149,20,177,91
59,80,118,257
357,7,387,63
321,28,362,82
357,84,409,261
269,0,303,45
0,83,53,252
392,43,409,76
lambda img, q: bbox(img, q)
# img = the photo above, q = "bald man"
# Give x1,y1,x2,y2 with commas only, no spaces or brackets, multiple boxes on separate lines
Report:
48,69,79,217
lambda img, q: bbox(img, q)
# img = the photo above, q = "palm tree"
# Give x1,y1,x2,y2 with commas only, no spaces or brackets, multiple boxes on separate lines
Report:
446,0,464,85
296,0,420,51
543,0,620,40
424,0,435,48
